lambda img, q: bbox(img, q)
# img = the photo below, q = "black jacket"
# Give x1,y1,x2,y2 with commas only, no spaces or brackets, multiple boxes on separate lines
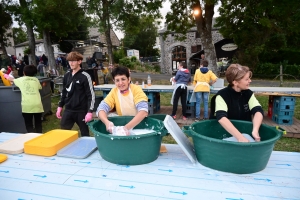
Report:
210,86,264,121
59,69,95,113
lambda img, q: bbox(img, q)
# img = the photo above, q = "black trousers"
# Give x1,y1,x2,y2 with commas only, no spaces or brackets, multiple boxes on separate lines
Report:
22,113,43,133
61,110,90,137
171,86,187,117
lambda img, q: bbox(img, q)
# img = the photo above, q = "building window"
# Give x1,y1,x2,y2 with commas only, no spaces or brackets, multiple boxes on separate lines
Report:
191,45,202,53
172,46,186,60
196,31,200,38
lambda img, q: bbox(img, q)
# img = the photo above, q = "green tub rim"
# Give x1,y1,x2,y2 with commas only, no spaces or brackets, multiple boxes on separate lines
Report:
184,119,284,146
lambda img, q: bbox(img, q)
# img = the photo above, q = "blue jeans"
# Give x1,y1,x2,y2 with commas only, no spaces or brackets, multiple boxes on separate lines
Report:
195,92,209,119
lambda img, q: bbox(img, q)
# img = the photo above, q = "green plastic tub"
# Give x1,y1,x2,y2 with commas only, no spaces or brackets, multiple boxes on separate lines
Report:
183,120,285,174
148,114,169,135
88,116,167,165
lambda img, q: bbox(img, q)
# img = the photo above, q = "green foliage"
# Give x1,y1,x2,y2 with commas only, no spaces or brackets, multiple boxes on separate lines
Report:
0,2,13,48
23,47,31,55
130,56,137,62
259,49,300,65
153,65,161,73
12,27,27,45
123,15,160,57
216,0,300,69
82,0,163,64
33,0,86,38
144,63,153,72
113,48,126,63
252,63,300,79
119,57,135,69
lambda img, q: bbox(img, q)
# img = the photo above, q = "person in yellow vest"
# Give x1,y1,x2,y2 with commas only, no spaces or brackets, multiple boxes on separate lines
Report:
96,66,148,135
101,64,109,84
191,60,218,121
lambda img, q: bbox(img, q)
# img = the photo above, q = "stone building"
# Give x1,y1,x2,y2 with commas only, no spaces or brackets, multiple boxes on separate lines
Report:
158,19,238,75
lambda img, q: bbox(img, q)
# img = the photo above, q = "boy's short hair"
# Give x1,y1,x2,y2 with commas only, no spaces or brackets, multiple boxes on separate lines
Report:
23,65,37,76
66,51,83,61
201,60,209,67
111,66,130,79
180,62,187,69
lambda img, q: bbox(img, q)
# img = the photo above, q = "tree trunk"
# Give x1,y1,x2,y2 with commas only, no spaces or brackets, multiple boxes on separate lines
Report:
194,1,218,74
0,40,9,61
43,30,56,70
26,25,36,65
102,1,114,64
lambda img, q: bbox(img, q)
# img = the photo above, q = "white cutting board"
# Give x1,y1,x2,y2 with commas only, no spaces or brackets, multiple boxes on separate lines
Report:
163,115,197,163
0,133,41,154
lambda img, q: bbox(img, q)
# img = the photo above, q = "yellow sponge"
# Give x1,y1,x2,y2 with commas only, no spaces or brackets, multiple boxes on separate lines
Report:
24,129,78,156
0,154,8,163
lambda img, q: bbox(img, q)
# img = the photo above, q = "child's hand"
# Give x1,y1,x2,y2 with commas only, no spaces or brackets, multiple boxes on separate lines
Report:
252,131,261,142
84,113,93,123
56,107,63,119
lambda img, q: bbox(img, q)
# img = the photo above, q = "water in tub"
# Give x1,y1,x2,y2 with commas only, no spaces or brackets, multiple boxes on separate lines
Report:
112,126,155,136
223,133,256,142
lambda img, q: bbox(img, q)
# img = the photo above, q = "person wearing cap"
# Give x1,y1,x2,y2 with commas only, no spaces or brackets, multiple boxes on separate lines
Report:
96,66,148,135
56,51,95,137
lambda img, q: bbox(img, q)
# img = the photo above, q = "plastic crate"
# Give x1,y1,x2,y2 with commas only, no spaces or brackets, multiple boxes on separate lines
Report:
272,114,293,125
273,109,294,117
103,91,110,98
273,96,296,103
146,92,160,104
186,105,195,118
148,102,160,115
273,96,295,110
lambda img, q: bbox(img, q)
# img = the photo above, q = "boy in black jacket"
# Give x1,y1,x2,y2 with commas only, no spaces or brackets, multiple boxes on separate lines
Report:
56,51,95,136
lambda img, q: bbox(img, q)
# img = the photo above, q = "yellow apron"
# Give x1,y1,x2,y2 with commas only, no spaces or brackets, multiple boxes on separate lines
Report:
189,82,210,102
117,88,138,116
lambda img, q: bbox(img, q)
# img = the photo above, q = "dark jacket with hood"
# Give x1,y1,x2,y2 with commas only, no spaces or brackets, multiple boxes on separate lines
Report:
175,69,191,85
59,69,95,113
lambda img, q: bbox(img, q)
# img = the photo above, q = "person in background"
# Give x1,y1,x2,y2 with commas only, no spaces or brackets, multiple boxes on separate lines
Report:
100,64,109,84
37,61,45,77
200,53,205,61
5,65,13,75
17,53,23,62
210,64,264,142
56,51,95,137
171,62,191,120
86,56,93,68
16,60,25,77
4,65,44,133
42,54,48,66
23,54,29,65
192,60,218,121
96,66,148,135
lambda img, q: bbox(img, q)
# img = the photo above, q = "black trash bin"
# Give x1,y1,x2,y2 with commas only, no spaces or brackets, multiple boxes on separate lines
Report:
0,77,52,133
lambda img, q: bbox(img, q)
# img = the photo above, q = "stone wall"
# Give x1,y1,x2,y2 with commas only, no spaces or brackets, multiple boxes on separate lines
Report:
159,27,223,74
